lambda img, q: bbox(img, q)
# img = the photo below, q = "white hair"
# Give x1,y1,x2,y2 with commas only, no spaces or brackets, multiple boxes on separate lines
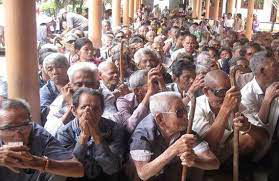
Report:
150,92,181,115
196,51,212,74
98,60,115,73
129,70,148,89
67,62,98,82
134,47,159,65
43,53,69,72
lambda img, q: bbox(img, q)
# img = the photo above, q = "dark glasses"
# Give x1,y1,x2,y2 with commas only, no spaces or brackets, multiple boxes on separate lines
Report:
209,88,229,97
0,120,32,131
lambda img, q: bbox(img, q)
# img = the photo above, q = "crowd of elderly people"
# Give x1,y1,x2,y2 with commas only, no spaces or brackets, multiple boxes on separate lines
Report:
0,4,279,181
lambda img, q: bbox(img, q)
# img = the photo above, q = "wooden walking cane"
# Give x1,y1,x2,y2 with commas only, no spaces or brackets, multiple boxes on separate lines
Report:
119,41,125,83
230,65,245,181
181,95,196,181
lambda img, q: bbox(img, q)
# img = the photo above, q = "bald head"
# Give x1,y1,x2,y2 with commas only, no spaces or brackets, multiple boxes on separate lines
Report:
204,70,230,88
98,61,117,73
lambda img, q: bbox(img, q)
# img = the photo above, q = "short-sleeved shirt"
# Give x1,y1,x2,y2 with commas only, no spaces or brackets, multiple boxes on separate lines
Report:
130,114,209,181
0,123,73,181
66,12,88,30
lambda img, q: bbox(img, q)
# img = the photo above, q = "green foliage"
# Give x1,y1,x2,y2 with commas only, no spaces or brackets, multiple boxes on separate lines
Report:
41,1,57,16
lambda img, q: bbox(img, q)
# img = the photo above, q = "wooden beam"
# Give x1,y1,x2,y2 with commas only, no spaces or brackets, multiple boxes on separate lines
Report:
88,0,102,48
112,0,121,28
205,0,210,19
213,0,220,21
123,0,129,26
129,0,134,22
245,0,254,40
3,0,40,122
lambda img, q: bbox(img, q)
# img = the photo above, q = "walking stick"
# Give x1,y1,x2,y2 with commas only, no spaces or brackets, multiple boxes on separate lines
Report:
181,95,196,181
119,41,125,83
229,65,245,181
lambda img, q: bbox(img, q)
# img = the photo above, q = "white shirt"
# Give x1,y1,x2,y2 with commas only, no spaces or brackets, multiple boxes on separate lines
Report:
241,78,279,160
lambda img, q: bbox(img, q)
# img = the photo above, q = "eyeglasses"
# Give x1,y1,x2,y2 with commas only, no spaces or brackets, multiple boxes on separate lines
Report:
209,88,229,97
0,120,32,131
161,108,188,118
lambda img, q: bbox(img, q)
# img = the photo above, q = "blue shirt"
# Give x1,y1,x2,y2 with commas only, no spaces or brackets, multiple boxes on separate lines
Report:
0,123,73,181
40,80,60,126
56,118,127,180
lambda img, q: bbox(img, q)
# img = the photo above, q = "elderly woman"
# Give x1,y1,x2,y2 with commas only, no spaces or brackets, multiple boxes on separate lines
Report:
57,88,127,181
40,53,69,125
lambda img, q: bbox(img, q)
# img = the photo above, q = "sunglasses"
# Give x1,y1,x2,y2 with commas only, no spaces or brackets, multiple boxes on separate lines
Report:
0,120,32,131
161,107,188,118
209,88,229,97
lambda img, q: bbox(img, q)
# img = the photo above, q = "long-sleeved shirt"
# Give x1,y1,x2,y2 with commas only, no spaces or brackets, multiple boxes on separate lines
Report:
0,123,73,181
113,93,149,133
56,118,127,180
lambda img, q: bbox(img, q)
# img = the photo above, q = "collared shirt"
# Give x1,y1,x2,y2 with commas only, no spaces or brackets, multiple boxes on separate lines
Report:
40,80,60,126
112,93,149,133
0,123,73,181
130,114,209,181
241,77,279,160
100,81,118,120
56,118,127,180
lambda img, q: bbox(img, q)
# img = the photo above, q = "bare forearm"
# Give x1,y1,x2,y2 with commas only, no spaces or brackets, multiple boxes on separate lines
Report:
193,155,219,170
136,146,177,180
204,108,231,146
258,98,272,124
46,159,84,177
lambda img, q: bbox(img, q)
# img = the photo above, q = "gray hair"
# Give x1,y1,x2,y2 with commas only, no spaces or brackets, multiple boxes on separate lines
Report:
129,70,148,89
196,51,212,74
134,47,159,65
43,53,69,72
150,92,181,115
98,60,115,73
67,62,98,82
0,98,31,115
250,50,274,75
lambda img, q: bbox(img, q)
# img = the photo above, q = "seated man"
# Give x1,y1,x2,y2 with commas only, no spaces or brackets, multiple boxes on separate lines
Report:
0,99,83,181
40,53,69,126
56,88,127,181
192,70,267,177
113,68,163,133
98,61,129,120
44,62,99,136
130,92,220,181
241,51,279,180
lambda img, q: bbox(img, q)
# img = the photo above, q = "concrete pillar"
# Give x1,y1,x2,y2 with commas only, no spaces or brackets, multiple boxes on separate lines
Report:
112,0,121,28
129,0,134,21
205,0,210,19
123,0,129,26
213,0,220,21
88,0,102,48
227,0,234,14
245,0,254,40
192,0,197,18
3,0,40,122
197,0,202,20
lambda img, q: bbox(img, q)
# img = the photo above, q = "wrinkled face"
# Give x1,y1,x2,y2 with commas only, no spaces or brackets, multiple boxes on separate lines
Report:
152,42,163,55
159,98,188,135
0,108,32,145
220,50,231,60
137,54,159,71
183,36,196,54
103,23,111,32
134,84,148,103
45,63,68,85
75,93,103,127
204,77,231,110
176,70,196,92
262,58,279,85
71,70,99,92
78,43,94,61
99,64,119,90
245,47,256,61
139,26,148,37
146,31,156,43
176,36,185,48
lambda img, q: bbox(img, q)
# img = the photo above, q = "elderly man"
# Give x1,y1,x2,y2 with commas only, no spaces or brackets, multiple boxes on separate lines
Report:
193,70,267,178
130,92,220,181
134,48,172,83
40,53,69,126
57,88,127,181
241,51,279,180
98,61,129,120
60,9,88,33
44,62,99,136
0,99,84,181
171,34,198,61
113,67,164,133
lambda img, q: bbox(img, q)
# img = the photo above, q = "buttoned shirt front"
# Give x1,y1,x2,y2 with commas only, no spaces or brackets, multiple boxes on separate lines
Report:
241,77,279,160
